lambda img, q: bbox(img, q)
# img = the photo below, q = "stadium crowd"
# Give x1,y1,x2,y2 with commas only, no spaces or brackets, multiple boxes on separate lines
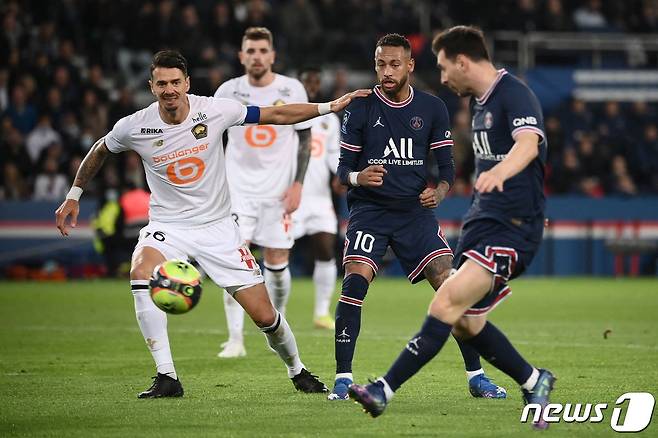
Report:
2,0,658,201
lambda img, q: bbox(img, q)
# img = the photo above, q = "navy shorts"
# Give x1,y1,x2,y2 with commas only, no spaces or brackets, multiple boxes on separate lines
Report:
343,202,452,284
453,218,543,316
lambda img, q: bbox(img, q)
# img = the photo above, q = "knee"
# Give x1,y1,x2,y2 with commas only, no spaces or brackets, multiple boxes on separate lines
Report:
130,263,153,281
428,282,461,325
452,316,484,340
264,248,289,266
251,306,277,328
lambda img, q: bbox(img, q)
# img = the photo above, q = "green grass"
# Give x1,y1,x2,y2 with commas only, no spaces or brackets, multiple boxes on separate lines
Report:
1,278,657,437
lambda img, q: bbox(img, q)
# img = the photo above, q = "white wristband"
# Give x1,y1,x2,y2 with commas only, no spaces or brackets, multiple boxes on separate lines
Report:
318,102,332,115
348,172,360,187
66,186,83,201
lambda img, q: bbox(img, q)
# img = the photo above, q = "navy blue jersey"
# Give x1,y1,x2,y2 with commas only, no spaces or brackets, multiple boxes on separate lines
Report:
337,86,454,209
465,69,547,225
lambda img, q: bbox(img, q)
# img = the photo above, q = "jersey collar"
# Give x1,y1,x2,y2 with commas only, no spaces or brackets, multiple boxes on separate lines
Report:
475,69,507,105
374,85,414,108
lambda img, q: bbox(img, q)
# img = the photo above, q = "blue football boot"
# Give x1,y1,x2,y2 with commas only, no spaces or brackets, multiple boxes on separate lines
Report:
348,380,388,418
469,373,507,398
521,369,557,430
327,377,352,400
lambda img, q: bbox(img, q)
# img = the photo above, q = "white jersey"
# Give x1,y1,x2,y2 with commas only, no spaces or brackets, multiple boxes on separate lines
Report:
104,94,252,226
303,113,340,200
215,74,312,199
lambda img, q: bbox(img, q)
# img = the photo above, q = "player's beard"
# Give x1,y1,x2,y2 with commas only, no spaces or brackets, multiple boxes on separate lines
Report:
248,64,268,81
380,75,408,100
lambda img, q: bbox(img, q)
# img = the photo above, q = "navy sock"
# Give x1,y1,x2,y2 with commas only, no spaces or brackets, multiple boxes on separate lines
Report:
455,337,483,372
464,321,533,385
335,273,369,374
383,315,452,392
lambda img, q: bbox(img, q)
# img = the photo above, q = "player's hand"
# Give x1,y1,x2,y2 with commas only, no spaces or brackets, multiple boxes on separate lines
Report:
331,175,347,195
55,199,80,236
357,165,387,187
282,181,303,214
474,168,505,193
419,187,445,209
330,89,372,113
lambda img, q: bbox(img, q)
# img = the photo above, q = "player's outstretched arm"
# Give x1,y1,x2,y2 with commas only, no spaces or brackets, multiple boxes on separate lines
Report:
475,131,539,193
258,89,371,125
55,138,111,236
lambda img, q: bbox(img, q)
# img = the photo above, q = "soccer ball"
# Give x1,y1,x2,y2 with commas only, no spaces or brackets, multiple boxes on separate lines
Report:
150,259,202,314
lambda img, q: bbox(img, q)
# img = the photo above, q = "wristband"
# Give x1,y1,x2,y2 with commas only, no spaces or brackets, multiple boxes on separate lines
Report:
66,186,83,201
318,102,332,115
348,172,360,187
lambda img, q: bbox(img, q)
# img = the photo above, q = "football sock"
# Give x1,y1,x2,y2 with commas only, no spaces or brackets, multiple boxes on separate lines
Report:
455,337,485,380
383,315,452,392
131,280,177,379
522,368,540,391
223,291,245,345
264,262,291,316
464,321,534,385
313,259,336,317
261,311,304,378
335,273,369,374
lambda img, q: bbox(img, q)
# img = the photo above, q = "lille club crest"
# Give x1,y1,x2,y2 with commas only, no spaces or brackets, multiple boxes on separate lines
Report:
410,116,424,130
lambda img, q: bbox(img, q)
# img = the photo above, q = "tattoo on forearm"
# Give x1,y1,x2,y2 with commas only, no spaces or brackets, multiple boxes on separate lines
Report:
73,138,110,188
294,128,312,183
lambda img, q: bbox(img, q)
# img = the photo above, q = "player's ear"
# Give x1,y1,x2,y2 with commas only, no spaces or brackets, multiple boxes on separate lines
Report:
148,79,155,96
238,50,245,66
456,54,467,71
408,57,415,73
185,76,190,93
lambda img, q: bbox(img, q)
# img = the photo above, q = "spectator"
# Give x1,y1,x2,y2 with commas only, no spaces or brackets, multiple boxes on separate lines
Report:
573,0,609,31
80,89,108,143
108,87,137,127
0,121,32,179
607,155,638,196
551,148,583,194
540,0,574,32
26,114,61,164
4,84,37,135
33,156,68,201
0,68,9,112
1,161,29,200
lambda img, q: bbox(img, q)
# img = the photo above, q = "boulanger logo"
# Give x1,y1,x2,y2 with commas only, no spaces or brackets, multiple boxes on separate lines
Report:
166,157,205,185
245,125,277,148
521,392,655,432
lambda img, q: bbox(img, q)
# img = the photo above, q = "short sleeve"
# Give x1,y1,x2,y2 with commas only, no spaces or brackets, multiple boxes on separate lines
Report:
214,80,231,99
504,85,545,142
339,101,365,153
212,97,248,128
429,98,454,150
104,118,131,153
292,79,313,131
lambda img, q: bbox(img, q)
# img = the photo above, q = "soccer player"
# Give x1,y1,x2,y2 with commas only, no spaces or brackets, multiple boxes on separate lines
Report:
329,34,505,401
348,26,556,429
214,28,313,358
54,50,369,398
292,66,342,330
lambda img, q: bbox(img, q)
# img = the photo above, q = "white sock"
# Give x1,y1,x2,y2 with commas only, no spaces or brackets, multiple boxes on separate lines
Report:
522,368,540,391
223,291,245,345
131,280,177,379
466,368,484,382
264,262,291,316
377,377,395,402
313,259,336,317
335,372,353,382
261,311,304,378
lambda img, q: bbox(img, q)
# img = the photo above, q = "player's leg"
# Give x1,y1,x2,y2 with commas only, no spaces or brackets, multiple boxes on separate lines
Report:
130,225,188,398
422,257,506,398
262,247,292,316
329,261,374,400
349,260,492,416
230,283,326,392
218,208,255,358
310,231,337,329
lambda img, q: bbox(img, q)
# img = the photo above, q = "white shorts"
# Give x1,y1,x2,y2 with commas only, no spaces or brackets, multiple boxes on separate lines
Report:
231,196,294,249
292,195,338,240
134,217,263,292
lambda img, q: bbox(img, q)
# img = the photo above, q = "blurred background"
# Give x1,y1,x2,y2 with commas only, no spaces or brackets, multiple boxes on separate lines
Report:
1,0,657,279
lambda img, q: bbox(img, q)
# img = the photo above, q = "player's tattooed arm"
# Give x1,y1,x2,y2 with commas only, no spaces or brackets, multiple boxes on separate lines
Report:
294,128,312,184
73,138,111,189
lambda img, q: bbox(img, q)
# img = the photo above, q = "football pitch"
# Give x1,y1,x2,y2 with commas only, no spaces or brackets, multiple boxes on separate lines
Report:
1,277,657,437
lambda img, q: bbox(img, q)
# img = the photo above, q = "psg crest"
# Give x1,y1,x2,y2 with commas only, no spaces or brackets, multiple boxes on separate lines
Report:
410,116,424,130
